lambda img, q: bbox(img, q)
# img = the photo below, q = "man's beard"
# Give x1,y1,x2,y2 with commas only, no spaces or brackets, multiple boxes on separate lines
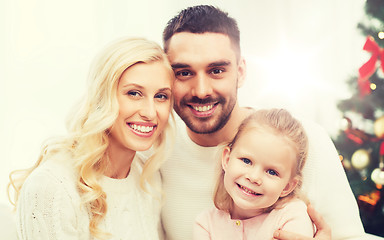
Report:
174,92,237,134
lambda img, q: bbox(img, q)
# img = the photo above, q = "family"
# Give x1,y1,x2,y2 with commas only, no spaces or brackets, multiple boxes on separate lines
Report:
8,5,366,240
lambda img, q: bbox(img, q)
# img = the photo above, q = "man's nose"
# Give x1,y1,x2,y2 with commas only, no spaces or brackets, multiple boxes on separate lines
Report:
191,74,213,99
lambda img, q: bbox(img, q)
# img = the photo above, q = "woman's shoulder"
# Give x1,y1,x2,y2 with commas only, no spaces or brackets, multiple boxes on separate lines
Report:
21,150,78,197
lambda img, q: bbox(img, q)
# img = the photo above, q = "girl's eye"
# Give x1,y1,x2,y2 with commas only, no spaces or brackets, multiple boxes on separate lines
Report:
240,158,251,165
267,169,278,176
155,93,169,101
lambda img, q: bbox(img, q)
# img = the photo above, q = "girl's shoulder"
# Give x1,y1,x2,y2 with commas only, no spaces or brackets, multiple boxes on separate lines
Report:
276,198,308,213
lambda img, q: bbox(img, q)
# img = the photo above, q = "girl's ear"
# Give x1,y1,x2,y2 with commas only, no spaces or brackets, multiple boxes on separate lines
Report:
280,177,299,198
221,146,231,171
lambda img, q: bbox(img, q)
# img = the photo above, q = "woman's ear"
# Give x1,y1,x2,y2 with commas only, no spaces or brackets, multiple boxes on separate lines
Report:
280,177,299,198
221,146,231,171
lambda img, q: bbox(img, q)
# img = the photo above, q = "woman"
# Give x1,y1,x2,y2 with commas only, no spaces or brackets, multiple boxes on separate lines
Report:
8,37,174,239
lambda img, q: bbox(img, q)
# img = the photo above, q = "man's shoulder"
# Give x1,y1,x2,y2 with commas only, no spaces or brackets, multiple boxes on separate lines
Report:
290,114,333,144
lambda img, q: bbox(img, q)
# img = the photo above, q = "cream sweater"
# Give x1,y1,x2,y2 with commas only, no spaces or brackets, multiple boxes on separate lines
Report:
160,114,366,240
17,151,162,240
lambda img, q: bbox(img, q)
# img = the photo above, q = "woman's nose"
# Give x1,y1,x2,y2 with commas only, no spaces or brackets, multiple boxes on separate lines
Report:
139,99,156,120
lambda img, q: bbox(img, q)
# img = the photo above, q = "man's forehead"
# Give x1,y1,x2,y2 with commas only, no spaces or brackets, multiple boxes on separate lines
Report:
167,32,232,49
166,32,237,66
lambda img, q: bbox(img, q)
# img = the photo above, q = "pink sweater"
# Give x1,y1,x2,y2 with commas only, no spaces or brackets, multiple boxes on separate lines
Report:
194,199,314,240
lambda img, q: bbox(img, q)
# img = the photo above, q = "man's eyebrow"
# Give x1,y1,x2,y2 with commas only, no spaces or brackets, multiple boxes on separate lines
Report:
171,61,231,69
208,61,231,67
171,63,190,69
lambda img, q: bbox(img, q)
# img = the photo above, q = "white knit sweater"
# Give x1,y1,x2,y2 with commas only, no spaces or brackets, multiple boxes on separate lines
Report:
16,151,162,240
160,114,366,240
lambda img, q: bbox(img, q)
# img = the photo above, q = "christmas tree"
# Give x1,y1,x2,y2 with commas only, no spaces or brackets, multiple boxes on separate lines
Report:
333,0,384,236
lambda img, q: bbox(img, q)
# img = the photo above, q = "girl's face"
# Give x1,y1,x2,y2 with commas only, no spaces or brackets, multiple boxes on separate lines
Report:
222,128,298,220
109,61,173,153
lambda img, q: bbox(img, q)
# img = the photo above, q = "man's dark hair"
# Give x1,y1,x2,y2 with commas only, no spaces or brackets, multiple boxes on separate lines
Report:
163,5,241,58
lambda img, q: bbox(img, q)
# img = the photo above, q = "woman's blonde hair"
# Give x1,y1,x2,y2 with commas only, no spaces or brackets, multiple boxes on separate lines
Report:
8,37,174,239
213,108,308,214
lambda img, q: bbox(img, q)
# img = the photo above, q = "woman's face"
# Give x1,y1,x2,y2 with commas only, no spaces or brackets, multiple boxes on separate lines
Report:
109,61,173,152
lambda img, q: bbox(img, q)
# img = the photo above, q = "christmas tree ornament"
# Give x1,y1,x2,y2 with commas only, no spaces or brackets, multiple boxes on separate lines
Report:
351,149,371,170
371,143,384,185
342,117,370,144
374,116,384,138
342,158,352,170
340,117,351,131
358,36,384,97
371,168,384,185
358,190,380,206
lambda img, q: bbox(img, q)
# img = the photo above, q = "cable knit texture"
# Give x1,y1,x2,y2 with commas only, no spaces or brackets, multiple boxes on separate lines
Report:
16,151,162,240
160,114,366,240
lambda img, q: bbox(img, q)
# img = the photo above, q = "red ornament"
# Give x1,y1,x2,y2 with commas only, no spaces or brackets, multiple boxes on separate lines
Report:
358,36,384,97
343,117,368,144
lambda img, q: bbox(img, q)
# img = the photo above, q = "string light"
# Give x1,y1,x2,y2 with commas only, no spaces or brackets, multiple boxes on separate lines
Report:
379,31,384,39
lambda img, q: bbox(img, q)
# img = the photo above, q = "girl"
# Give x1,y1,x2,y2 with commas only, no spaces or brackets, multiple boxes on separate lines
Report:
194,109,314,239
8,37,174,240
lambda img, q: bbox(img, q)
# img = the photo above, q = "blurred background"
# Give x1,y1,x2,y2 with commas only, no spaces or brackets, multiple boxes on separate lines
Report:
2,0,384,236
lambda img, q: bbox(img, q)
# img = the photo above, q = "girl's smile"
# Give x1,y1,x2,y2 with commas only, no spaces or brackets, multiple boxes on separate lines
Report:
222,128,299,220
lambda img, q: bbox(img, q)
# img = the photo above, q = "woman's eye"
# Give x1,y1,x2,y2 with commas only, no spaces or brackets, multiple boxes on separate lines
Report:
240,158,251,165
127,90,141,98
267,169,278,176
155,93,169,101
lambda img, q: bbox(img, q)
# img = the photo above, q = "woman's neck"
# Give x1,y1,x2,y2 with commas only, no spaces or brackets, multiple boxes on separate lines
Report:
105,142,136,179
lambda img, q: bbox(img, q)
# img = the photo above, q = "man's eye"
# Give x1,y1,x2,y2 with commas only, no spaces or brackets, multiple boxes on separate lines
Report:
175,70,192,77
267,169,278,176
210,68,224,74
240,158,251,165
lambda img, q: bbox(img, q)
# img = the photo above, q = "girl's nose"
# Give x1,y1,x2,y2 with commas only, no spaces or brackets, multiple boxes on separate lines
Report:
247,169,263,185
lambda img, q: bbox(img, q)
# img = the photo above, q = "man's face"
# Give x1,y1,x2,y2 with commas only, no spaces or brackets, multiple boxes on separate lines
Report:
166,32,244,134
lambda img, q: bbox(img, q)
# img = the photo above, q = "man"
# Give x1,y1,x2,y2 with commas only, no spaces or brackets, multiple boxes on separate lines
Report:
160,5,365,240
